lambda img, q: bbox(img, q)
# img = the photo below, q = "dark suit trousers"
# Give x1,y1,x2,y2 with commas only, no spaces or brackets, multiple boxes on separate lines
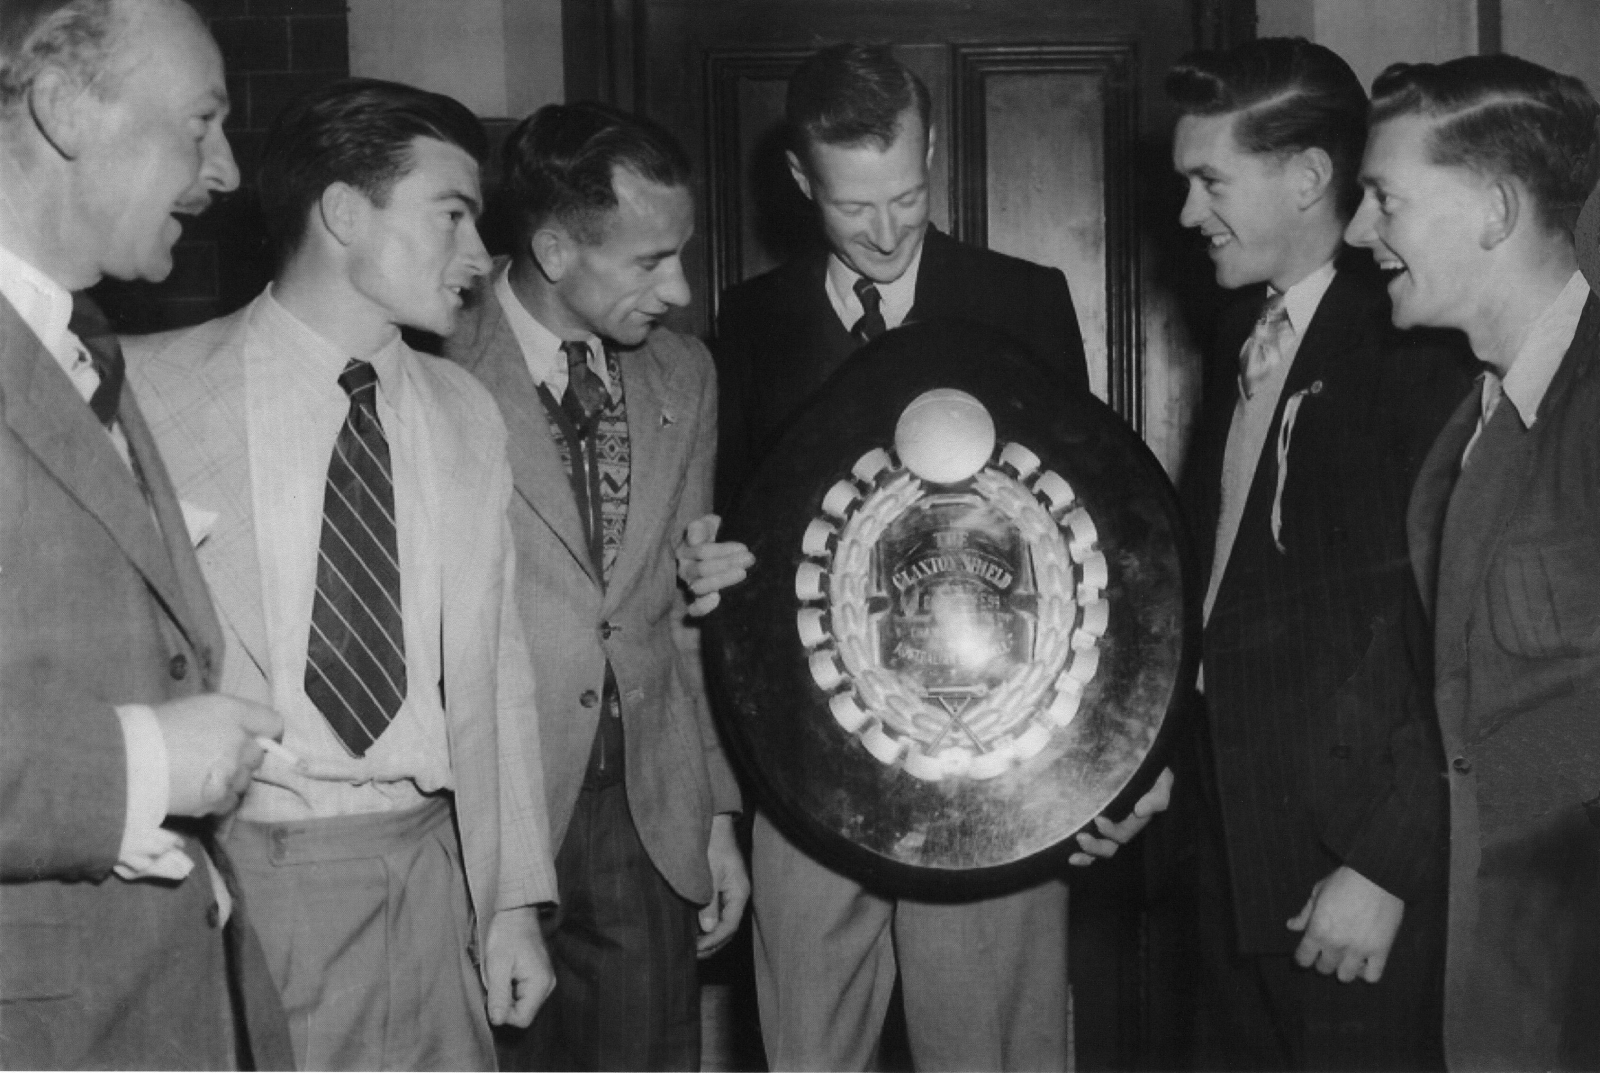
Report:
498,719,700,1072
1189,744,1447,1073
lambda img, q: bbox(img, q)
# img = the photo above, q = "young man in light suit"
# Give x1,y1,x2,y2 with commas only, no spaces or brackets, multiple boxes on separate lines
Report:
128,79,557,1070
0,1,291,1066
1346,54,1600,1071
444,102,748,1072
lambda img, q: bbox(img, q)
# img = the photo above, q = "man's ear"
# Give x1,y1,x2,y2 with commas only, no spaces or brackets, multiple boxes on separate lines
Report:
1293,146,1335,209
925,124,937,170
318,182,365,246
1482,177,1520,249
785,150,815,201
530,226,570,282
26,65,92,160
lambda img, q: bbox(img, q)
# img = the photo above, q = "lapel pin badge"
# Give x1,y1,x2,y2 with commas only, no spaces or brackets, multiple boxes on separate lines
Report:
660,410,675,427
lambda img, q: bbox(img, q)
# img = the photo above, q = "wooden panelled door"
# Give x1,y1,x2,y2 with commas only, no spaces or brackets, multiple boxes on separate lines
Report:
565,0,1251,471
562,0,1253,1065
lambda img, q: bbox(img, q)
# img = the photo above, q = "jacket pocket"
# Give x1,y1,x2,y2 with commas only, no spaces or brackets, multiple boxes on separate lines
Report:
0,922,79,1001
1488,536,1600,658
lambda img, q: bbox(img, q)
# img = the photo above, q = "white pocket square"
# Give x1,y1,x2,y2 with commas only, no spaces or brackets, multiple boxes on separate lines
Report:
180,500,219,548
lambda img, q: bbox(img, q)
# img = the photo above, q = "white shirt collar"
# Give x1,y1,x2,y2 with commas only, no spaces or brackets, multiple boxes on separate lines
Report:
1496,269,1590,427
255,285,410,423
824,235,925,333
0,240,77,370
1273,258,1338,338
493,264,613,397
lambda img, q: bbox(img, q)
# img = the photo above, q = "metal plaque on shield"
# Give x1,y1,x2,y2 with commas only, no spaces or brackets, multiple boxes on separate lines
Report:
708,319,1194,898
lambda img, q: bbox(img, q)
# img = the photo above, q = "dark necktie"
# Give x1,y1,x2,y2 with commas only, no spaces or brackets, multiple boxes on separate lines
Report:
851,277,887,344
305,359,406,757
561,340,609,436
68,293,125,428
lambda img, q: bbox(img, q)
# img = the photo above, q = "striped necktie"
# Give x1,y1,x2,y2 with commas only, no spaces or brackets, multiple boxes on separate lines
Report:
305,359,406,757
851,277,887,344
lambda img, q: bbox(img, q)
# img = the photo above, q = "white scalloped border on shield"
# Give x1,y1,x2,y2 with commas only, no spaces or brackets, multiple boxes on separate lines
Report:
794,440,1110,781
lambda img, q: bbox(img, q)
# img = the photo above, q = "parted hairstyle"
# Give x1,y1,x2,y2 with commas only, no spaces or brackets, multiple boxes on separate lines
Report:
257,76,488,259
499,101,692,249
786,43,932,170
1370,54,1600,235
0,0,184,117
1166,37,1369,217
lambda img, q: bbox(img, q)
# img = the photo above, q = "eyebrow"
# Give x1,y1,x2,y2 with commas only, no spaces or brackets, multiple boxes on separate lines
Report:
437,189,483,216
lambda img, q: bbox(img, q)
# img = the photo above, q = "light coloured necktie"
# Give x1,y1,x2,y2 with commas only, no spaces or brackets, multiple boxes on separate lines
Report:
1238,291,1291,400
1460,373,1504,468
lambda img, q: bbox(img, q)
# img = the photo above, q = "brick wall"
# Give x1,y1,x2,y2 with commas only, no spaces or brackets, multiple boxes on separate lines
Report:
94,0,350,333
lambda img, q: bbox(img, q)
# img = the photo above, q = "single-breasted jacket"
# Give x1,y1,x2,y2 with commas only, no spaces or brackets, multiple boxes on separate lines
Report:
444,276,741,907
1181,255,1475,953
1408,288,1600,1071
126,296,558,963
714,226,1088,505
1,295,291,1069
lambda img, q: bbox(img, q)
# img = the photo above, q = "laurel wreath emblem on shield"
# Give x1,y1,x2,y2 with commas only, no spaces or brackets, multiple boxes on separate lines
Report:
795,440,1110,782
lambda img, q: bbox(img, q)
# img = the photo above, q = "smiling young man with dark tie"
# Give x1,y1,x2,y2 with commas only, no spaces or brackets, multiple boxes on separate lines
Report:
127,78,557,1070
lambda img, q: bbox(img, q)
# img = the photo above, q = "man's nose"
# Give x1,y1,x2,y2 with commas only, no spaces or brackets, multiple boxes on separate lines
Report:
206,128,241,194
657,259,691,309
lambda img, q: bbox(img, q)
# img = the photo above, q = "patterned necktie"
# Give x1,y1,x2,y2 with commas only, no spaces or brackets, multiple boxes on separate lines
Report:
561,340,609,435
1237,291,1291,400
305,359,406,757
68,293,125,428
851,277,887,344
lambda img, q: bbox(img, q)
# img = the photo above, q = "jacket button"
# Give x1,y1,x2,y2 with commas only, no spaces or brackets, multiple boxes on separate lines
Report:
599,621,614,640
205,903,221,928
1452,756,1472,774
168,654,189,680
1330,745,1350,759
580,690,599,708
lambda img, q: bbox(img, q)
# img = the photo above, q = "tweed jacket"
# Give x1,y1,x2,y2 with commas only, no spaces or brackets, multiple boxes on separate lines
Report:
443,269,741,907
126,294,557,961
1,294,291,1068
1409,288,1600,1070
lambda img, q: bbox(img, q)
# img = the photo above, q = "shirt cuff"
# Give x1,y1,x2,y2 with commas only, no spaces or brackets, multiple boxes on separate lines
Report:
113,704,194,882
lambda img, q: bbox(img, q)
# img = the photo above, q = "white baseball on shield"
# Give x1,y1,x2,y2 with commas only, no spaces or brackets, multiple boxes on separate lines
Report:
893,389,996,484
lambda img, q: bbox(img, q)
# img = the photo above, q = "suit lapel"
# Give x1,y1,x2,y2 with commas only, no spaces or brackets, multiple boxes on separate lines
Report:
1408,388,1480,618
472,295,597,584
1,301,196,642
187,331,270,680
120,395,224,672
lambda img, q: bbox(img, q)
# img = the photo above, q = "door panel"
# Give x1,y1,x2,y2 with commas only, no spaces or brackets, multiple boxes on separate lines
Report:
565,0,1250,473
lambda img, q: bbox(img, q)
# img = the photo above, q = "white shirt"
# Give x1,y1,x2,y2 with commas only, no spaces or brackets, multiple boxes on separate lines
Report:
824,239,925,333
494,265,616,399
1204,259,1338,626
238,290,454,821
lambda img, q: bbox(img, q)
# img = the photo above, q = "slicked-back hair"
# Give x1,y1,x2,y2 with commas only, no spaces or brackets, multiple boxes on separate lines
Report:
257,76,488,260
1370,55,1600,235
1167,37,1368,217
0,0,140,116
786,43,932,171
500,101,691,250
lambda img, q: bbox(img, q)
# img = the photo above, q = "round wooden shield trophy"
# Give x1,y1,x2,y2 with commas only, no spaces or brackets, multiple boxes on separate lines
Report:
707,319,1194,899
